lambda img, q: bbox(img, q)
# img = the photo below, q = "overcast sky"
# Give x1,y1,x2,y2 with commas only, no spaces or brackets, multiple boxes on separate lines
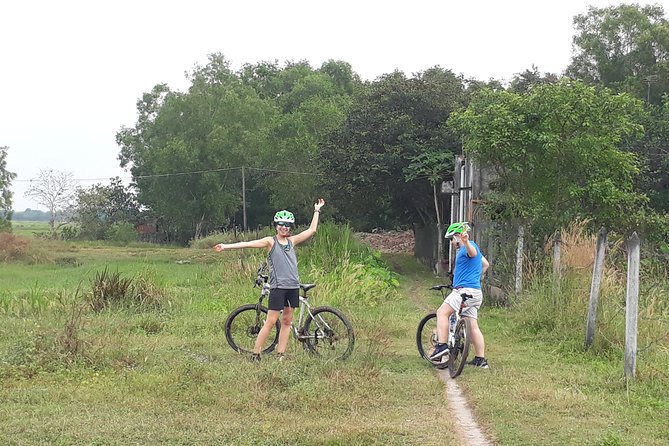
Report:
3,0,668,211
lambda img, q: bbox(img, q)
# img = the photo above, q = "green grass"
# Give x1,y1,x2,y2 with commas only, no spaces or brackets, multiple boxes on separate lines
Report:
0,232,667,445
0,231,458,445
11,220,50,237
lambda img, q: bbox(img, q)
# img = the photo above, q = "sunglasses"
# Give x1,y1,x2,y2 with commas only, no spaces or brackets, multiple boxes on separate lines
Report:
276,222,293,227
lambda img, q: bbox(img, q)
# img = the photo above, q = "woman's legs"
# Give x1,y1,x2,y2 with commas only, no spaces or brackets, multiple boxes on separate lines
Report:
276,306,294,354
253,309,281,354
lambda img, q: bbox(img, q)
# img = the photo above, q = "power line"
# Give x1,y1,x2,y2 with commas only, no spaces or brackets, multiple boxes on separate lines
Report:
13,166,321,183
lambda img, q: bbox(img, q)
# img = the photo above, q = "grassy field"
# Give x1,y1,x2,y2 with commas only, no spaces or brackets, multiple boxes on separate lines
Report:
0,230,458,445
0,229,667,445
11,220,50,237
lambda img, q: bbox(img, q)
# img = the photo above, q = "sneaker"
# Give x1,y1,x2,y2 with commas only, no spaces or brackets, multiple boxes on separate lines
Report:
250,353,261,362
428,343,449,361
277,353,286,362
468,356,489,369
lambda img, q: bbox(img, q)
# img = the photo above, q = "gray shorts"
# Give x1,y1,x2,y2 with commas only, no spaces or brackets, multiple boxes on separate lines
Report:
445,288,483,319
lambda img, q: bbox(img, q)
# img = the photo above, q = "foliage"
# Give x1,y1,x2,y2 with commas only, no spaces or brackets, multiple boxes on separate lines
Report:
73,177,140,240
24,169,76,238
106,222,139,245
117,54,358,243
567,3,669,105
566,4,669,216
508,65,559,94
0,233,29,262
0,146,17,232
320,67,466,230
449,79,648,238
89,268,164,312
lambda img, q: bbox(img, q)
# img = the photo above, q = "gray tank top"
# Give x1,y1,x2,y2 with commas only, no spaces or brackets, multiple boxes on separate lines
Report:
267,236,300,289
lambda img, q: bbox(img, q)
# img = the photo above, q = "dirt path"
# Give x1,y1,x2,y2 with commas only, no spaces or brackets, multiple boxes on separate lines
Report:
438,370,494,446
391,254,494,446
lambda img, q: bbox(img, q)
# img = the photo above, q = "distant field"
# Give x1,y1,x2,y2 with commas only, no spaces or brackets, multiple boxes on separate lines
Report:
12,220,51,237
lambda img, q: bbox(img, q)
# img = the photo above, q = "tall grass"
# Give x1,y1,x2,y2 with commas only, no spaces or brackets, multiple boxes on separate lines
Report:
514,222,669,362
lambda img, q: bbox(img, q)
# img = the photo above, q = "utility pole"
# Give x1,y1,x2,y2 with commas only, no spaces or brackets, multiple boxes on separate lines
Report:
645,74,659,103
241,166,247,231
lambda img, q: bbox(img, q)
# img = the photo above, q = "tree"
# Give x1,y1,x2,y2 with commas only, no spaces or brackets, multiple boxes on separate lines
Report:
74,178,140,240
404,150,453,271
509,66,559,94
25,169,76,237
567,4,669,105
0,146,17,232
449,79,648,238
118,55,358,242
566,4,669,217
320,67,466,230
118,54,279,242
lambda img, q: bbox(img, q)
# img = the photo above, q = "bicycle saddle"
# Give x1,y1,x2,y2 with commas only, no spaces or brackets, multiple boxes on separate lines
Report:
300,283,316,292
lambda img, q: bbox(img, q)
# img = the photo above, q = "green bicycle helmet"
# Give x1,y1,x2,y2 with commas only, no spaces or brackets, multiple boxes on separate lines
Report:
273,210,295,224
445,221,470,238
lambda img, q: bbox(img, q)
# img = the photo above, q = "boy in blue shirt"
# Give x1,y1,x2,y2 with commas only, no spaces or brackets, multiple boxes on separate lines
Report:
429,222,490,368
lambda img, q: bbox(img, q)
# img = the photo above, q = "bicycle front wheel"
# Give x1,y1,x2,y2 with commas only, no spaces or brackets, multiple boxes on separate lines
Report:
416,313,448,369
224,304,279,354
304,306,355,360
448,317,471,378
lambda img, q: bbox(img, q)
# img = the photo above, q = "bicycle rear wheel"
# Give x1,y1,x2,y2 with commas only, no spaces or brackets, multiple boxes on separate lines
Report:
448,317,471,378
416,313,448,369
304,306,354,360
224,304,279,354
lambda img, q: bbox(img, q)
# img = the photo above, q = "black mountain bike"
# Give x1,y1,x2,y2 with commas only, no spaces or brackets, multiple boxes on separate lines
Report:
416,285,472,378
224,263,355,360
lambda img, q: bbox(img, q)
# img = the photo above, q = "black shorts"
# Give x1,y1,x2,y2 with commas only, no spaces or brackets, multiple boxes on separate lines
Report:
268,288,299,311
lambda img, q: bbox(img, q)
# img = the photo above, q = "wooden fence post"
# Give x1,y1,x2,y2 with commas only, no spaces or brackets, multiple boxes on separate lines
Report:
552,231,562,278
515,224,524,294
585,227,607,349
624,232,640,378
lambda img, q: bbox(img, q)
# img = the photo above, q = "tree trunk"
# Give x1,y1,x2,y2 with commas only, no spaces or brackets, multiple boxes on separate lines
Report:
433,182,444,275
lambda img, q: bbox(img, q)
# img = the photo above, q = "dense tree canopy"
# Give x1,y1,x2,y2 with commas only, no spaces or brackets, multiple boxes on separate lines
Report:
117,54,357,242
449,79,648,236
319,67,467,230
567,3,669,105
109,5,669,243
567,4,669,216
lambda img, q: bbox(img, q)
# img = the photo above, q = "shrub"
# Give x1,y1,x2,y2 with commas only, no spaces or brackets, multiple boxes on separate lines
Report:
89,268,134,311
106,222,138,245
0,233,30,261
88,268,165,311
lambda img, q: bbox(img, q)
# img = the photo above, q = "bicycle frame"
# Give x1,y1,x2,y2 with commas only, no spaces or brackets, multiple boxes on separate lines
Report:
255,266,332,342
431,285,465,346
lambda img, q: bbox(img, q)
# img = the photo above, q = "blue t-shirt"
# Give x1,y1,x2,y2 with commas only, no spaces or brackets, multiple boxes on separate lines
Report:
453,241,483,289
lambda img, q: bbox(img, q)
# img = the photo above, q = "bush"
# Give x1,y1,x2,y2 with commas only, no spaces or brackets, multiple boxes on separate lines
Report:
106,222,138,245
59,225,80,241
88,268,165,311
0,233,30,261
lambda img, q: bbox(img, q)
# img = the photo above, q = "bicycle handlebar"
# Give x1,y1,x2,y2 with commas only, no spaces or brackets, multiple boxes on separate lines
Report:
255,262,269,286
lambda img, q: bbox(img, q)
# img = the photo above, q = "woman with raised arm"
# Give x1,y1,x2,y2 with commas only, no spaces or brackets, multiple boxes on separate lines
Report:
214,198,325,361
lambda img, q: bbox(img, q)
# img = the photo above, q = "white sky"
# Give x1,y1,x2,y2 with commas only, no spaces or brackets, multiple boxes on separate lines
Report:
2,0,668,211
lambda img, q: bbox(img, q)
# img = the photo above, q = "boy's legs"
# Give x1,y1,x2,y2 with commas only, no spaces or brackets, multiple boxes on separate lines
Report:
467,317,485,358
436,299,455,344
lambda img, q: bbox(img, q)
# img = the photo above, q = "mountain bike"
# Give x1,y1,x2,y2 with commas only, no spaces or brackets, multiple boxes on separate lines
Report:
416,285,472,378
224,262,355,360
